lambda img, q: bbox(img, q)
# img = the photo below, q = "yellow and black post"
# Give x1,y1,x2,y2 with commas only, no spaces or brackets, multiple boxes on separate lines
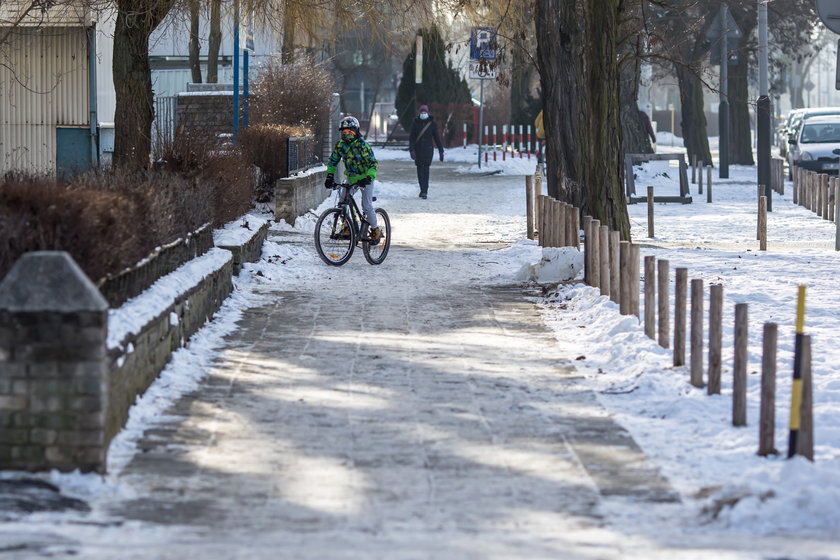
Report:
787,285,806,458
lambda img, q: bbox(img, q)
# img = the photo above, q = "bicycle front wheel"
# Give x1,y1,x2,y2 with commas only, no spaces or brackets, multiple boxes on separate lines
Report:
363,208,391,265
315,208,356,266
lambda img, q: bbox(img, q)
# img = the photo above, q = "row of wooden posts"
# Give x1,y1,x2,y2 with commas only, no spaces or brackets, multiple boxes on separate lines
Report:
581,242,815,460
791,166,840,251
523,170,814,461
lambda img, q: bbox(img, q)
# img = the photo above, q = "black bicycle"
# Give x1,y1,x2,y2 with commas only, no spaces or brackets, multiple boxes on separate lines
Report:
314,182,391,266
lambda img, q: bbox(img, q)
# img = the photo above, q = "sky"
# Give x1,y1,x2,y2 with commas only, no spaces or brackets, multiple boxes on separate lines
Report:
2,135,840,555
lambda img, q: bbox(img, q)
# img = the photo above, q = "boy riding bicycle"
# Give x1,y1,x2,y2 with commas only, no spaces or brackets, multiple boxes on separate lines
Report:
324,115,381,243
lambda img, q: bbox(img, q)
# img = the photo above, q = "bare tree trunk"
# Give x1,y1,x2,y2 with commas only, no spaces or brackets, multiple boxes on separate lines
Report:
113,2,165,168
619,34,652,155
188,0,202,84
676,63,712,167
207,0,221,83
729,55,755,165
282,11,295,64
535,0,629,238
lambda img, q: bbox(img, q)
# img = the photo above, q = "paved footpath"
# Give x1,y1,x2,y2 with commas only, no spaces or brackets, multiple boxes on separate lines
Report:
9,161,814,559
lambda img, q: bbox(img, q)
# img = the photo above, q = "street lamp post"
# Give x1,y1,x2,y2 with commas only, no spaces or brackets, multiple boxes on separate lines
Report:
757,0,772,211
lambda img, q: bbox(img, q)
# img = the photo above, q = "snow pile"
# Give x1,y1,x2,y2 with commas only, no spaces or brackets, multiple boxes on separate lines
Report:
516,247,583,283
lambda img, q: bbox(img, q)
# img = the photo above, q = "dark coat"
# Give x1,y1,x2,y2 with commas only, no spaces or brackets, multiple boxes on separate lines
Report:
409,116,444,164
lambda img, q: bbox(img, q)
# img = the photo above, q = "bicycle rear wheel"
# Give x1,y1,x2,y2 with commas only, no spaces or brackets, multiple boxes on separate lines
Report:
363,208,391,265
315,208,355,266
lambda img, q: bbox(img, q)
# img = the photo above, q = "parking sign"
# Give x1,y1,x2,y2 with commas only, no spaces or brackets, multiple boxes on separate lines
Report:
470,27,497,61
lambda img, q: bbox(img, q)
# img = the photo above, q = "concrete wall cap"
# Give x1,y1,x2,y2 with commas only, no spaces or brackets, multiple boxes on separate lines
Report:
0,252,108,312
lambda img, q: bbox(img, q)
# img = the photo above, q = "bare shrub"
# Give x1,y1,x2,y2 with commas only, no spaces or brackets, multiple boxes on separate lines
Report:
249,59,334,143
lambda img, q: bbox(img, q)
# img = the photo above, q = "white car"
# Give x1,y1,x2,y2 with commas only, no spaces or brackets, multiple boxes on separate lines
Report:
788,114,840,175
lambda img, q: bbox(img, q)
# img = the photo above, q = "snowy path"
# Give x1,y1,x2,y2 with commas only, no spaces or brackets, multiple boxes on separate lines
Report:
4,159,840,558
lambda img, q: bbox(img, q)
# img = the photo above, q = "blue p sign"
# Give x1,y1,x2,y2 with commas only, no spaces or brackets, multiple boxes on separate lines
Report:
470,27,497,61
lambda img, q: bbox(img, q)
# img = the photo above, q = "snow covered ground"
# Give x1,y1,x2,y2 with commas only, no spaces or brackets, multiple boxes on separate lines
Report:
3,141,840,554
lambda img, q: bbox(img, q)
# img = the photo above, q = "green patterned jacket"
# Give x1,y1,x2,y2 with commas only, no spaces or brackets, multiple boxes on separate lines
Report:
326,135,378,183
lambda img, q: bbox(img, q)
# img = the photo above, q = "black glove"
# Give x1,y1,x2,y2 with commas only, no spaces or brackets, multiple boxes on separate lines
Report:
324,174,335,189
356,176,372,187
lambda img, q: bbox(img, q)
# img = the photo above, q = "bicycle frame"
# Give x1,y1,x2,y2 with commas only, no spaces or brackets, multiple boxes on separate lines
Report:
334,184,371,239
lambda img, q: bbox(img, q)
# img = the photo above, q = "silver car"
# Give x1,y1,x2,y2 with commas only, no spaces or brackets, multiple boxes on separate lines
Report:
788,114,840,174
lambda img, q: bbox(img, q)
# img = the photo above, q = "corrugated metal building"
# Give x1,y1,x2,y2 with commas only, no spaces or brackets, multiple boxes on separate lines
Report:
0,2,115,176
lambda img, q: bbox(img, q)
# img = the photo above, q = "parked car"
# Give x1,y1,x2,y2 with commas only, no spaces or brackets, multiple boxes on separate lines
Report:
783,107,840,166
778,109,805,158
787,114,840,176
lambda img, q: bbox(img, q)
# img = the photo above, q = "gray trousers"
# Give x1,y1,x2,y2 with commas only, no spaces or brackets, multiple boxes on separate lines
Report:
339,183,377,229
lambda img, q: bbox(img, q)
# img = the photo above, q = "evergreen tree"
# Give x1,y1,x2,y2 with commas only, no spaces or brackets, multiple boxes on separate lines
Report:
395,26,472,137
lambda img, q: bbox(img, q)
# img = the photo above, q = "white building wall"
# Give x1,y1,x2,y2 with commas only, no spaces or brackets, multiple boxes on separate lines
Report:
0,26,89,173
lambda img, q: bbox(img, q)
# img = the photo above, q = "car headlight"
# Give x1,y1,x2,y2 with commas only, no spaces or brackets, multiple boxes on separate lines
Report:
800,152,813,161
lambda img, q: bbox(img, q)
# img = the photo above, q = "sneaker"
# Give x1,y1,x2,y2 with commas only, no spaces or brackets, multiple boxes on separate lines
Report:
337,223,351,239
369,227,382,245
420,192,427,199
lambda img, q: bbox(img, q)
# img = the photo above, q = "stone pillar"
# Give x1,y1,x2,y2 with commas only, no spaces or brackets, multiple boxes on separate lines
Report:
0,252,108,473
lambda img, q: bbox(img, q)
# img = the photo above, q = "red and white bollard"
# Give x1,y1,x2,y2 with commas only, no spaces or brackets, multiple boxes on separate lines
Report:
526,125,532,160
502,125,507,161
519,125,523,158
484,125,489,163
492,125,497,161
463,122,468,149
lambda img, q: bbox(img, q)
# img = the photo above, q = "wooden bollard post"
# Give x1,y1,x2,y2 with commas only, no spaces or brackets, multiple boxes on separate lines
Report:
797,335,814,461
526,176,534,240
830,177,837,222
691,154,697,184
536,191,543,237
706,165,712,197
793,166,798,205
599,225,610,296
758,322,778,457
707,171,713,203
537,195,546,246
690,278,704,388
590,219,601,289
583,216,592,283
619,241,630,315
559,202,568,247
550,199,559,247
759,196,767,251
647,186,655,238
609,231,620,304
629,244,640,319
708,284,723,395
823,173,831,220
571,208,580,250
733,303,748,427
657,259,669,348
644,255,655,339
674,267,687,366
566,205,576,247
698,160,704,193
756,184,763,240
835,178,840,250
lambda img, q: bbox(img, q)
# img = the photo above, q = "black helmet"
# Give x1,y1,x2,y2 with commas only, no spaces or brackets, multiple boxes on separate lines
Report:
339,115,360,133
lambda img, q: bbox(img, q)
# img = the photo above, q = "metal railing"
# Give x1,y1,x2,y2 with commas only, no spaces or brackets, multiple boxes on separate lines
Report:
152,96,178,159
287,135,319,175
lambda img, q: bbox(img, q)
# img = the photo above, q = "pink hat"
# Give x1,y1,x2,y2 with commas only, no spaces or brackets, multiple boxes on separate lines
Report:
418,105,429,113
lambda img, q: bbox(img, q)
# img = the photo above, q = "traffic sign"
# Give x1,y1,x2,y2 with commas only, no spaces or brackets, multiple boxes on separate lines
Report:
816,0,840,35
469,61,496,80
470,27,497,61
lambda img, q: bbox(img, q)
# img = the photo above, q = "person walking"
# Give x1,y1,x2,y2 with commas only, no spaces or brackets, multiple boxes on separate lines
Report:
409,105,444,199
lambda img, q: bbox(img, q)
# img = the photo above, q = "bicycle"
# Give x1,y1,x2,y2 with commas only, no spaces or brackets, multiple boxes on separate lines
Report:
314,182,391,266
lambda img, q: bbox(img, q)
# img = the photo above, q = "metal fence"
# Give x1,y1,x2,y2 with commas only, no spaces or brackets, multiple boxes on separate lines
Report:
152,96,178,159
287,135,319,175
